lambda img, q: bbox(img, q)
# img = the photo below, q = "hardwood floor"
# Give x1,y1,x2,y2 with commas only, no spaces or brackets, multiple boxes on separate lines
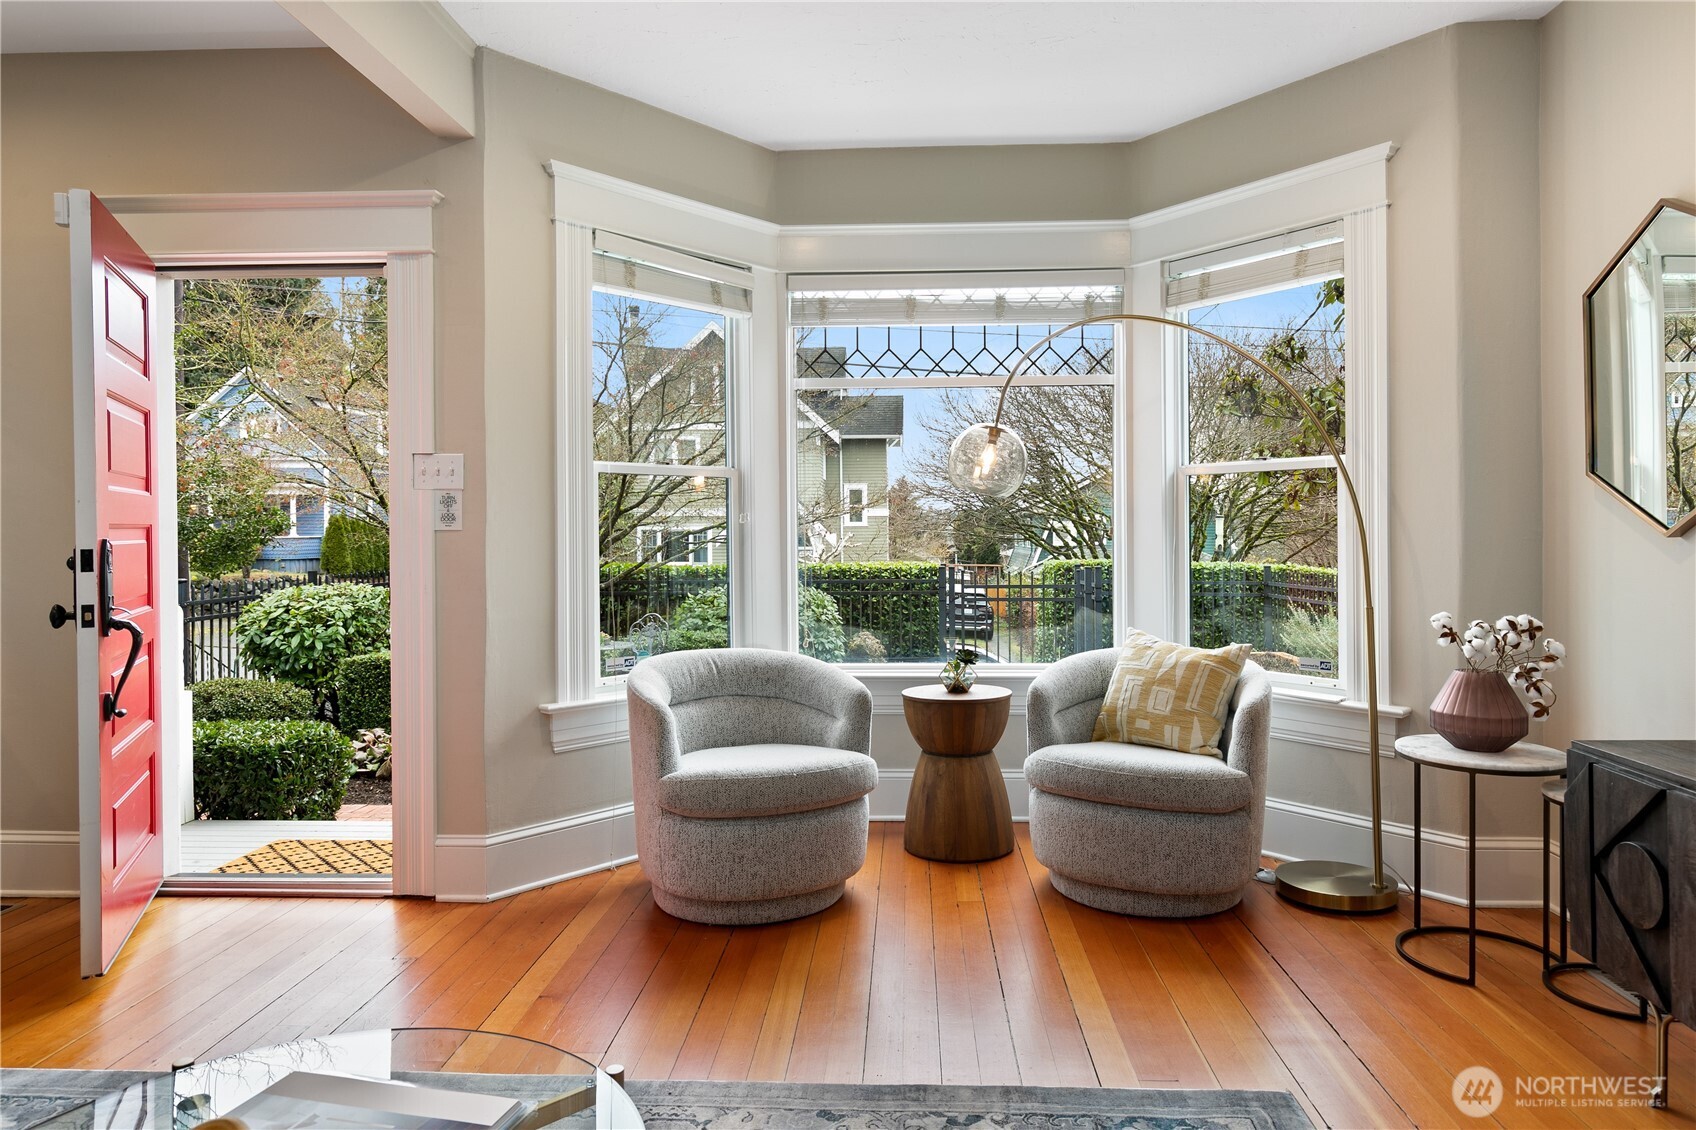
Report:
3,824,1691,1129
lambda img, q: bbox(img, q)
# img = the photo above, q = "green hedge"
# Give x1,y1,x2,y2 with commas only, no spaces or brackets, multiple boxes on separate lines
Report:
320,514,389,576
334,650,391,734
234,582,390,693
192,719,354,820
1190,561,1338,650
190,677,315,723
1032,559,1112,629
801,562,940,660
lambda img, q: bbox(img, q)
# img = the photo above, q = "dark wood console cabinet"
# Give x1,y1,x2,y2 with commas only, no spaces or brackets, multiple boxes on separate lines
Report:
1565,739,1694,1108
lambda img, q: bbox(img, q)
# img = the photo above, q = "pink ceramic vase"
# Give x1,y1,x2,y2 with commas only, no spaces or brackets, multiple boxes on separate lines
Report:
1430,669,1529,752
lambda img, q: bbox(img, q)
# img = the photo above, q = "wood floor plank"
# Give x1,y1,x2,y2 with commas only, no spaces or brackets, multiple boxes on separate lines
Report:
6,825,1694,1128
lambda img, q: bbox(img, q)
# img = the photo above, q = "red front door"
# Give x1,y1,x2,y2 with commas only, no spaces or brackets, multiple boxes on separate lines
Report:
70,190,165,976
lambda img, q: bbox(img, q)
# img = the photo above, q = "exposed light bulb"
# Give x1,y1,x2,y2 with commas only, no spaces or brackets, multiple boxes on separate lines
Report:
977,439,1000,475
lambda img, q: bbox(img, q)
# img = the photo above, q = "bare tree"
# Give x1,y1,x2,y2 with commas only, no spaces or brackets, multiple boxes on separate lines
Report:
177,277,389,520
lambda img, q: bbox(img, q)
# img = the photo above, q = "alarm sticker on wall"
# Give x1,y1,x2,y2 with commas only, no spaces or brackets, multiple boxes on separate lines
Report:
435,490,463,531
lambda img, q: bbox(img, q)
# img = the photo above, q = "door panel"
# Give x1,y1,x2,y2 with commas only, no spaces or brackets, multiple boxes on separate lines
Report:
72,190,165,976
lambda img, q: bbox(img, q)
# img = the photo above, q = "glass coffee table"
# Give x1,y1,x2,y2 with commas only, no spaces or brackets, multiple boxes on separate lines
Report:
38,1028,643,1128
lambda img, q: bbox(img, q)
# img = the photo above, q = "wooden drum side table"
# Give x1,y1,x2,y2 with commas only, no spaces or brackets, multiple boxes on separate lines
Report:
901,684,1014,862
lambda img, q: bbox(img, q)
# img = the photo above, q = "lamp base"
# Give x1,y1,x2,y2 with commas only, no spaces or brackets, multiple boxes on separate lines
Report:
1274,859,1400,914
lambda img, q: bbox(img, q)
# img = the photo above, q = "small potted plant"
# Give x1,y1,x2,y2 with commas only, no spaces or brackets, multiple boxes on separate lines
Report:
939,646,980,694
1428,612,1564,751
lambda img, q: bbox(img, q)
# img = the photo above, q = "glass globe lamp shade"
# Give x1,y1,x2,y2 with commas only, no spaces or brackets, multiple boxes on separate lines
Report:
946,423,1028,499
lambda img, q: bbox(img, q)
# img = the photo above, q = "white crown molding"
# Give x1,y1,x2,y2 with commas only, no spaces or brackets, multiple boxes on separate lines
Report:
102,190,444,214
1127,142,1397,267
547,160,781,271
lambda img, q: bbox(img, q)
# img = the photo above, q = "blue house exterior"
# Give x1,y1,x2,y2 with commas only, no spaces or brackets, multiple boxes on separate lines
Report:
188,373,381,575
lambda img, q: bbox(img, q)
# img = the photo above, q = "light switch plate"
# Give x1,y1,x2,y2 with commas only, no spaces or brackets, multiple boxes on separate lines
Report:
434,490,463,530
413,453,464,490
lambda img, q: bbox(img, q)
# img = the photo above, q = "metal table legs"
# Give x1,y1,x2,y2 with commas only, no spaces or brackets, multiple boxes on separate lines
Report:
1395,764,1544,984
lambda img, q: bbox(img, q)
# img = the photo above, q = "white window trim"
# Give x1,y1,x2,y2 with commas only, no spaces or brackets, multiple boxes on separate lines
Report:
543,149,1407,756
1128,141,1406,750
843,482,869,527
543,162,782,748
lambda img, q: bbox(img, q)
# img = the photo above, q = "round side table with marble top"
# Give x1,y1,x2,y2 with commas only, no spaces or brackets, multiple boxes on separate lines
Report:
1393,734,1566,986
901,683,1014,863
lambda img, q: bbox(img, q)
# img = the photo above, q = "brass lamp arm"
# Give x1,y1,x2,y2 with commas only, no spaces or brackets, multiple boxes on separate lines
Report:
991,312,1388,896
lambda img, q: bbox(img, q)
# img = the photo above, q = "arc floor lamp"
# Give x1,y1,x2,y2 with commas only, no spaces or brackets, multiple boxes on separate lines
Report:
949,312,1397,914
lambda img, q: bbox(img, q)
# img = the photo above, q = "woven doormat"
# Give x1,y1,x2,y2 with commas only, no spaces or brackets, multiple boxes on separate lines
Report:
214,838,392,875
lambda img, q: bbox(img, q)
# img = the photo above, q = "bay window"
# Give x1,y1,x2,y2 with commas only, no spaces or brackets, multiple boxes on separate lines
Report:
591,239,747,680
789,274,1122,665
1168,222,1360,689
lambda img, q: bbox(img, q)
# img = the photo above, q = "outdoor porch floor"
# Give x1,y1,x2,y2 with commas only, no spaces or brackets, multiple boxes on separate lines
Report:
177,819,391,875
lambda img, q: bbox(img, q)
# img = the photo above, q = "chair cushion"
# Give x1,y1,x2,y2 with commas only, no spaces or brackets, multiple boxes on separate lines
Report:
1091,630,1250,757
1026,741,1251,814
657,743,878,819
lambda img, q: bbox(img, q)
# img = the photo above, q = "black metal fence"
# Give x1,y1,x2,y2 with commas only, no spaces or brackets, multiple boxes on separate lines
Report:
181,572,389,685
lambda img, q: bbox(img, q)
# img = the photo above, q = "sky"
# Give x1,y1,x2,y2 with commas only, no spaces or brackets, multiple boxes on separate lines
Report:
592,278,1340,484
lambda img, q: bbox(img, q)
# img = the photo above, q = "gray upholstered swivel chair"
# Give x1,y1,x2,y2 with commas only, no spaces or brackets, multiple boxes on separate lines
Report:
626,648,877,925
1024,649,1272,917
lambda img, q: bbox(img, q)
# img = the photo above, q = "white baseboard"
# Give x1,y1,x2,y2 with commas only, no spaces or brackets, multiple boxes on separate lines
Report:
1,830,79,897
1262,796,1553,908
434,802,637,902
427,773,1556,910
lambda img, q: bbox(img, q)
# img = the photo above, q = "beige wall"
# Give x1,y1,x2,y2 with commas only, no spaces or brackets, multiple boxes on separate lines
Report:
1537,1,1696,750
8,5,1685,889
473,52,776,831
0,48,490,837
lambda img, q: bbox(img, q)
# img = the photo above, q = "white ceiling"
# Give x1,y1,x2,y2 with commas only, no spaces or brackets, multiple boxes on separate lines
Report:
0,0,317,53
443,1,1556,150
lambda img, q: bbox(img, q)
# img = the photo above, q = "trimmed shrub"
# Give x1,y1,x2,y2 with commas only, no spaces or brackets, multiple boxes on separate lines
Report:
1190,561,1338,650
234,582,390,694
192,719,354,820
667,586,729,652
800,562,940,660
190,677,315,723
335,650,391,734
320,514,389,576
798,587,846,663
846,629,887,662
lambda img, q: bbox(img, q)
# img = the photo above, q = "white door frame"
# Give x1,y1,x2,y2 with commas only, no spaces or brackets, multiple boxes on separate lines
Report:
103,191,442,897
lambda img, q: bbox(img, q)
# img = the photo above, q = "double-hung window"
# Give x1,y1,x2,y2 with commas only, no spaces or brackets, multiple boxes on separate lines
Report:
789,272,1122,665
1170,223,1348,683
591,236,748,678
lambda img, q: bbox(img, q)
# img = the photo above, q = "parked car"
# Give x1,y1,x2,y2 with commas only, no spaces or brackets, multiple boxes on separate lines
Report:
945,586,996,638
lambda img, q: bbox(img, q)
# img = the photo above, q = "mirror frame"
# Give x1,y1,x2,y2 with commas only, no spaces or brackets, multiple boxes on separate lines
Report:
1583,197,1696,538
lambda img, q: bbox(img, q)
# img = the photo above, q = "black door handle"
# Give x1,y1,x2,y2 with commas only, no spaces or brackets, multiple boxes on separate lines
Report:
49,553,74,629
99,540,144,722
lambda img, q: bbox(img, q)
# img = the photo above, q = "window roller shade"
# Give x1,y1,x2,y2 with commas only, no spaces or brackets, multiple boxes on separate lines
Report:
593,233,752,314
1165,223,1344,309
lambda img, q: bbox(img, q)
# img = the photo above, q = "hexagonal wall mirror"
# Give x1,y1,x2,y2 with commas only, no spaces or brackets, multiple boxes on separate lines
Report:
1586,198,1696,536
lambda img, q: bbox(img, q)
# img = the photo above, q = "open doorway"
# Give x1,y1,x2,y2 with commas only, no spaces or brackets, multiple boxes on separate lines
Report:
168,271,394,888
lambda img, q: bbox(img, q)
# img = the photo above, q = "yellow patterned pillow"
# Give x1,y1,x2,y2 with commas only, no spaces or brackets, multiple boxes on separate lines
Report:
1091,630,1251,757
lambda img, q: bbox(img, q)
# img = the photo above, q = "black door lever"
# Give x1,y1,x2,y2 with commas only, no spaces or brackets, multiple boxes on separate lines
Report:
49,553,74,629
98,540,144,722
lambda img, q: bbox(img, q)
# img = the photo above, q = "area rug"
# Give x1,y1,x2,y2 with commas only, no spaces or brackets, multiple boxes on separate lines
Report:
212,838,392,875
0,1069,1313,1129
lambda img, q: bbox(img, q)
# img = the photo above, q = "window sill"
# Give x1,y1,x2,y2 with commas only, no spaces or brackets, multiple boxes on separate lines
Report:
541,694,627,753
540,666,1410,754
